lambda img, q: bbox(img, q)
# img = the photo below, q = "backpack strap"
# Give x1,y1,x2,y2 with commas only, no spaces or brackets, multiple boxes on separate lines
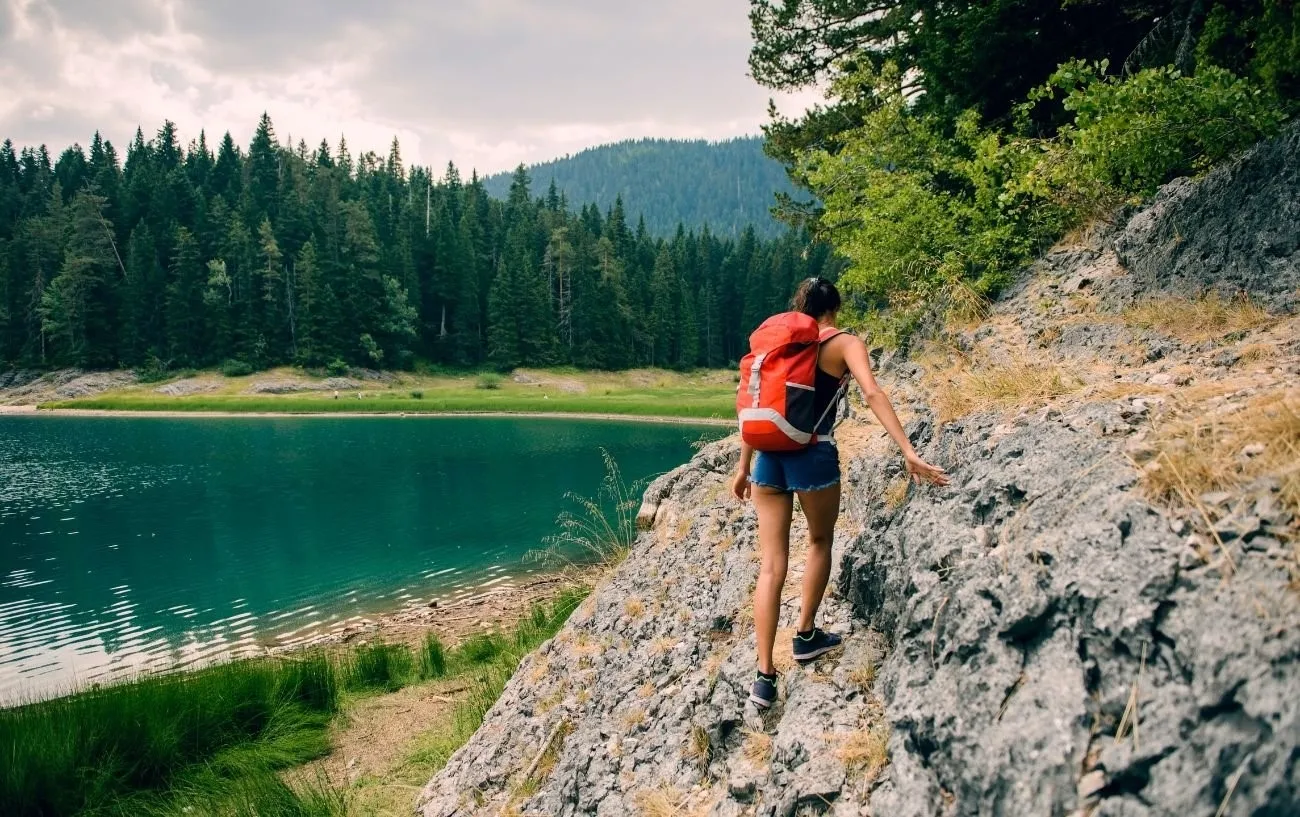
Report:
812,327,850,444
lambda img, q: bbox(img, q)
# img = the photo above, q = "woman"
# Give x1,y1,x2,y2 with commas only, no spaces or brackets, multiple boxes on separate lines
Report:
730,278,949,710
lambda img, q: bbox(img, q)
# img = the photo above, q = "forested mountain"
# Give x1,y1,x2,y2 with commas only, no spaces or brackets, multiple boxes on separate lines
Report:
0,117,841,373
481,137,795,237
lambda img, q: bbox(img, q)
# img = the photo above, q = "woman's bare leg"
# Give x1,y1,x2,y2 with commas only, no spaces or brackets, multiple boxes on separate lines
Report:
753,486,793,675
795,483,841,632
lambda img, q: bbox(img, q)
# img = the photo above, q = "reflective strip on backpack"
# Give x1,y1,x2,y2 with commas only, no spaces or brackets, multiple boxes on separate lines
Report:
747,353,767,407
738,408,814,445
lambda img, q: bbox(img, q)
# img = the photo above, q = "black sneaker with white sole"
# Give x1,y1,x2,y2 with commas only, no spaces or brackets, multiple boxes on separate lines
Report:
792,628,842,664
750,670,778,709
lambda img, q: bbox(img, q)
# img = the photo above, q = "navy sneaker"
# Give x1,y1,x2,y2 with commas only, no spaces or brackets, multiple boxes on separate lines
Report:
750,670,778,710
792,628,843,664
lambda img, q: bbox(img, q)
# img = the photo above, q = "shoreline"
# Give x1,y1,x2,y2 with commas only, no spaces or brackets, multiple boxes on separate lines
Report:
5,404,734,426
266,569,590,657
1,568,587,708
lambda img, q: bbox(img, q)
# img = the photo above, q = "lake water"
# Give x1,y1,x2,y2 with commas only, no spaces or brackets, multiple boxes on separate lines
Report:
0,415,719,703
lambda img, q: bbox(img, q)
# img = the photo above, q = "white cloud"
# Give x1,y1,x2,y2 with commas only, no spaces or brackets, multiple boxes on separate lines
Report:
0,0,814,174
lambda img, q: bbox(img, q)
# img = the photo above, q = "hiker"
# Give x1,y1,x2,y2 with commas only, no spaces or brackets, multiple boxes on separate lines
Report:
731,277,949,710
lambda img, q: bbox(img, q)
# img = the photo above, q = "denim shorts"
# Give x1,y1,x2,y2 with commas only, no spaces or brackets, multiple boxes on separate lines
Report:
749,442,841,493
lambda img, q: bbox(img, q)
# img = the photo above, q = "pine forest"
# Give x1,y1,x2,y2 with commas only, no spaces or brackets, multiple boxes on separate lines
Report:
0,115,839,374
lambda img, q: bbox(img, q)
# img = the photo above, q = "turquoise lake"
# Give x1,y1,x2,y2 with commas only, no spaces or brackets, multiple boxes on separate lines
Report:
0,415,719,703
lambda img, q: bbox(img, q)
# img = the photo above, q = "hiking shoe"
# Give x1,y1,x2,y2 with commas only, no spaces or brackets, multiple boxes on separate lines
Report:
750,671,778,710
792,628,843,664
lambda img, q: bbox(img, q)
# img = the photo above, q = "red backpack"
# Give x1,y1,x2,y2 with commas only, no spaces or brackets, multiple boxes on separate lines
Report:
737,312,846,452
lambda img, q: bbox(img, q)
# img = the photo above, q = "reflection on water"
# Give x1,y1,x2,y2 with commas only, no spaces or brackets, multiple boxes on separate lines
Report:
0,416,716,703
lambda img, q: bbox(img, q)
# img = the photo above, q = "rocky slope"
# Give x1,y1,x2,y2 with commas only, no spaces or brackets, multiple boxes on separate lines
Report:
418,123,1299,816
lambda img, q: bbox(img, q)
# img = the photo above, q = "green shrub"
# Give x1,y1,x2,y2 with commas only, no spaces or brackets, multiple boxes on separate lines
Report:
325,358,349,377
475,373,503,390
419,634,447,679
1029,60,1286,194
220,359,255,378
410,390,424,400
341,643,414,693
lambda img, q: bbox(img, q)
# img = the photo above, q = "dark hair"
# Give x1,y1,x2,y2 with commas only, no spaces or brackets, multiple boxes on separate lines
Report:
791,277,842,319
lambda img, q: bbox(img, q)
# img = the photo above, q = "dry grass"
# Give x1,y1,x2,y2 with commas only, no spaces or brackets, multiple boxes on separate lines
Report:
1239,343,1278,365
917,346,1083,424
703,652,725,682
943,280,991,331
649,637,677,657
1140,390,1300,539
621,708,647,730
1123,293,1273,345
625,597,646,619
634,787,692,817
683,725,712,767
833,725,891,782
741,729,772,765
848,662,877,694
637,682,657,699
883,478,911,510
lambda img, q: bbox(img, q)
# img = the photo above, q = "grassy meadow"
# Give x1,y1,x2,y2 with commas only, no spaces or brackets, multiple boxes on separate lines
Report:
0,588,587,817
38,367,738,421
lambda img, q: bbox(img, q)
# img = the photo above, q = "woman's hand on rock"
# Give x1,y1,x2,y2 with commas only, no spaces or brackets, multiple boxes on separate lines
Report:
906,454,950,487
731,469,752,501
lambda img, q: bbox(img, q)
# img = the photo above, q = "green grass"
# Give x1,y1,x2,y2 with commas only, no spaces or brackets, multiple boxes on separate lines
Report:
0,652,340,816
0,588,589,817
39,391,733,419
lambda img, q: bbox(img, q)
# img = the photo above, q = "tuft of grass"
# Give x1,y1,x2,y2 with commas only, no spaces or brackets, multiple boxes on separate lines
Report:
533,449,648,568
634,786,688,817
848,662,878,694
918,346,1083,423
625,597,646,618
833,725,891,782
457,633,508,666
340,642,415,693
942,278,992,331
742,729,772,764
419,633,447,680
621,708,647,730
475,373,504,390
1123,293,1272,345
683,725,712,768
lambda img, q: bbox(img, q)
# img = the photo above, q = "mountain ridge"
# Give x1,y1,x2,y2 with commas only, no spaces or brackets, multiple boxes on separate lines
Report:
480,136,797,237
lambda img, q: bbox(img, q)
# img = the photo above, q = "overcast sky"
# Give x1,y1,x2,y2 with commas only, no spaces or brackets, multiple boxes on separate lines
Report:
0,0,816,175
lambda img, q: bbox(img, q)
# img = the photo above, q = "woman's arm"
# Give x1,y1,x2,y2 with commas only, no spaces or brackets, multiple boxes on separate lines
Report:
841,336,950,486
731,441,755,500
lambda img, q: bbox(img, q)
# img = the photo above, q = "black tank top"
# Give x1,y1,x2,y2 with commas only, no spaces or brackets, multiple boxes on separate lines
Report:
812,364,845,436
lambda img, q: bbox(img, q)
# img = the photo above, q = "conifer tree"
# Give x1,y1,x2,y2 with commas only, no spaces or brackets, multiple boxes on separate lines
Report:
165,227,204,364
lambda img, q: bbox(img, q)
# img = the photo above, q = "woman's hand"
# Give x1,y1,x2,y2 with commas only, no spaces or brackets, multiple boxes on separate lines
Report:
731,468,752,501
906,454,950,487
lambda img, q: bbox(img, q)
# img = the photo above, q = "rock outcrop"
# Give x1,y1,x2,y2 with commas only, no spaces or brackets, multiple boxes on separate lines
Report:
419,127,1300,816
1114,119,1300,312
0,369,137,404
